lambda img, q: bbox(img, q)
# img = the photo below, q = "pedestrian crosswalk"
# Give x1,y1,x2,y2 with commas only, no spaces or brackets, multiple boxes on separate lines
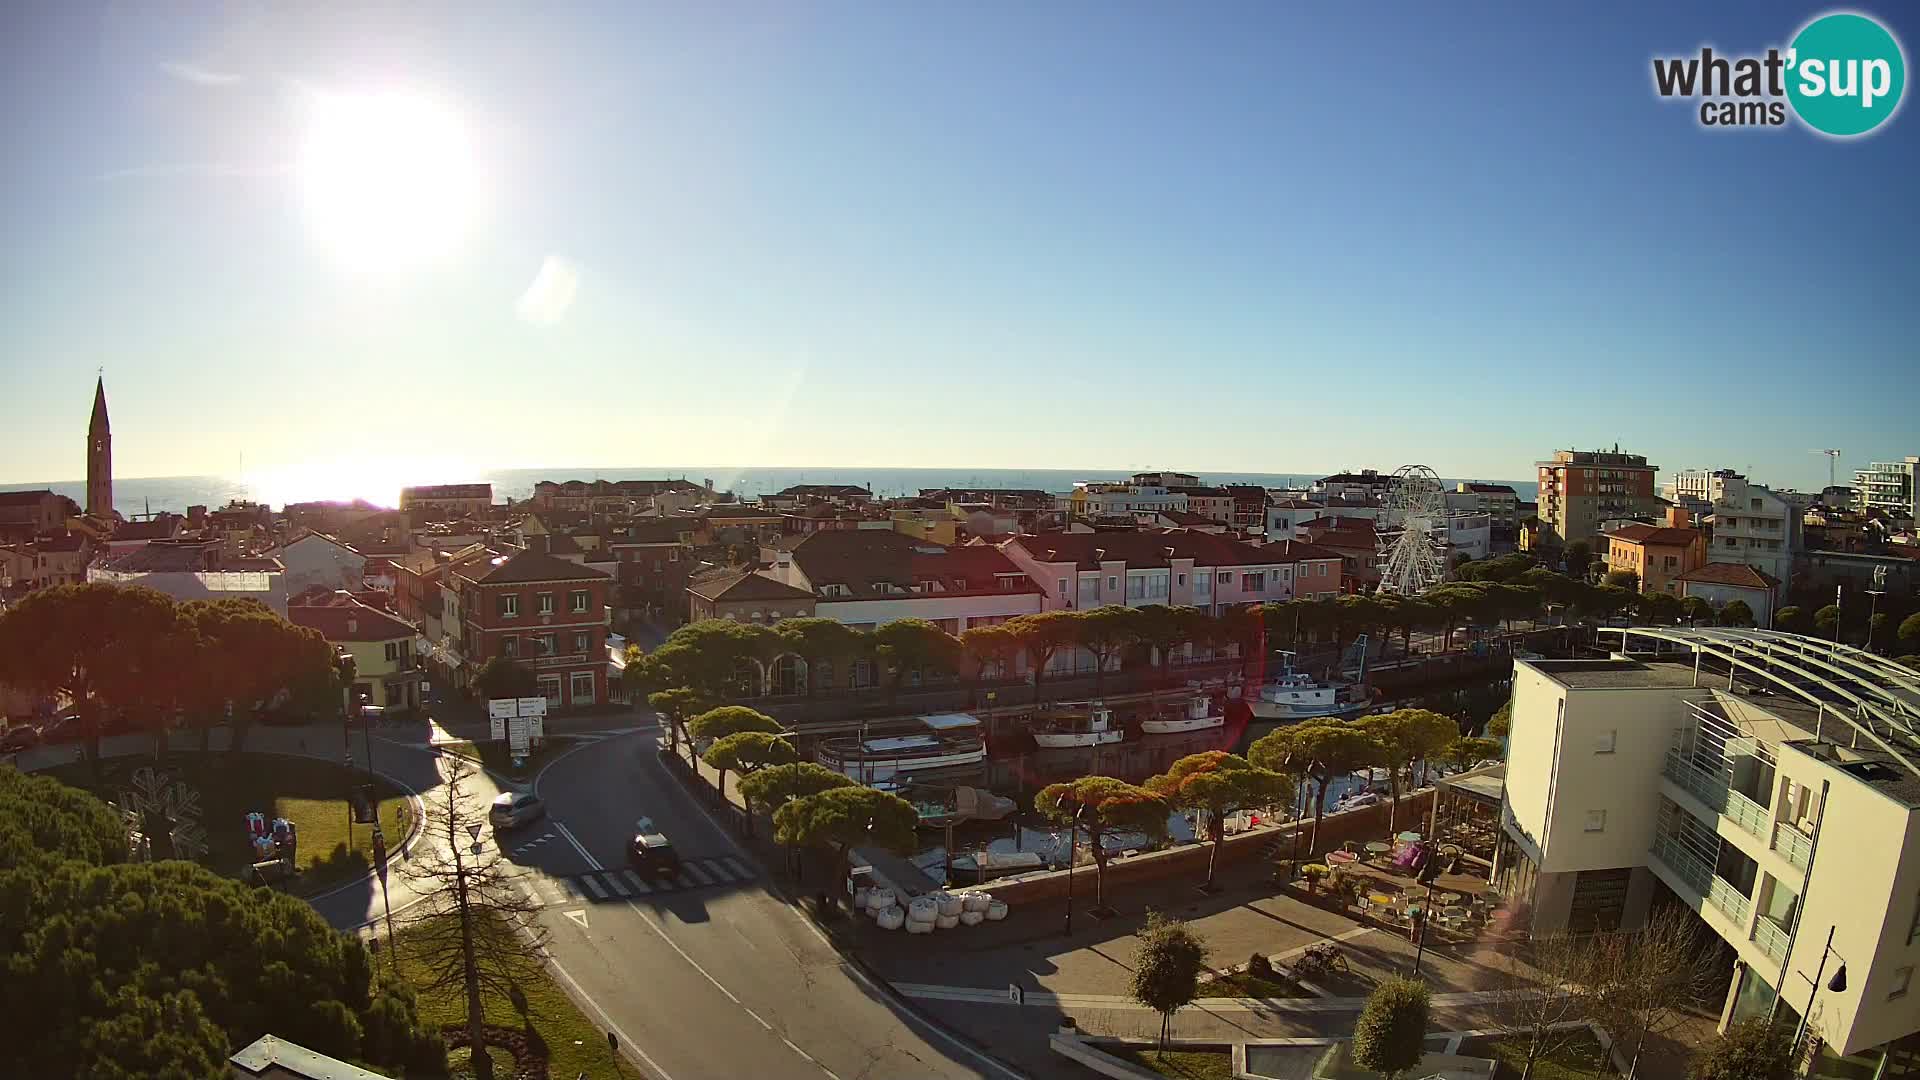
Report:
518,856,756,907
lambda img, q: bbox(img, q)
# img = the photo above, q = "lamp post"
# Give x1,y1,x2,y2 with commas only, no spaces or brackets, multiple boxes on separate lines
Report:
1790,926,1848,1062
1062,804,1089,937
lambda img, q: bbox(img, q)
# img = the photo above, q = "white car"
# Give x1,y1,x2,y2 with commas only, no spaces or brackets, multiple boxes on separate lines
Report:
489,791,546,830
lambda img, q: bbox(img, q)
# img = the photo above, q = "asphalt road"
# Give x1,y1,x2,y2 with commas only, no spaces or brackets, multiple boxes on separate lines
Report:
522,727,1016,1080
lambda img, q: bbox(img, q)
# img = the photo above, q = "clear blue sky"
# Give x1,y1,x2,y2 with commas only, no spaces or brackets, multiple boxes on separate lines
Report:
1,2,1914,494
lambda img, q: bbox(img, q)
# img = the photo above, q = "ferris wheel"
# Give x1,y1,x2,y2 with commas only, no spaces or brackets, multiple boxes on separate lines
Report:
1377,465,1450,596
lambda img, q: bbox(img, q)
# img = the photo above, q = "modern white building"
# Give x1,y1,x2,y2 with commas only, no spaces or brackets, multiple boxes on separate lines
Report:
1498,629,1920,1075
1699,473,1800,592
1856,458,1919,521
273,531,367,595
1066,482,1189,518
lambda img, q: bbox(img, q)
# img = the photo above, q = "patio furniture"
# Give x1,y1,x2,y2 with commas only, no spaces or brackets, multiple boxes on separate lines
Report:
1364,841,1392,859
1327,850,1358,866
1436,891,1462,905
1397,831,1422,843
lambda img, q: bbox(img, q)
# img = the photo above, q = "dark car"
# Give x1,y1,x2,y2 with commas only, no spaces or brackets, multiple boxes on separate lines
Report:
627,830,682,877
41,714,88,743
0,725,40,754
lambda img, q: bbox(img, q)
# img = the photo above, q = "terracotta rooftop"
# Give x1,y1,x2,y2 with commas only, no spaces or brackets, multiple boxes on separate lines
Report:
1608,524,1701,546
687,571,816,604
453,548,609,585
1674,563,1780,590
1008,529,1280,570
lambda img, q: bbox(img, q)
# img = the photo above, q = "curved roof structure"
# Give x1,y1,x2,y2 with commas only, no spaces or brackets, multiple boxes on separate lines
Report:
1600,626,1920,780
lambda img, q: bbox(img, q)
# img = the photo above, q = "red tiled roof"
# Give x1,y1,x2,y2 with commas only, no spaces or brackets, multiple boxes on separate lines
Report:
1007,529,1277,570
1256,539,1347,563
288,593,417,641
1608,525,1700,547
35,532,90,553
454,548,609,585
686,571,816,604
1674,563,1779,589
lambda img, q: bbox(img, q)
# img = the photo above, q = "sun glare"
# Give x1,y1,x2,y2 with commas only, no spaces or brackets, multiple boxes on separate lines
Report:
296,90,480,272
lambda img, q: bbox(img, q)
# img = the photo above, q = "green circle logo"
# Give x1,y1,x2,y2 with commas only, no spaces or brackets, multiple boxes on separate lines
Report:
1787,12,1906,136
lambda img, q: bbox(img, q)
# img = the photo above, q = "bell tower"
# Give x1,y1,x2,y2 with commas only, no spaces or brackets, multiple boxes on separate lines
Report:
87,375,112,519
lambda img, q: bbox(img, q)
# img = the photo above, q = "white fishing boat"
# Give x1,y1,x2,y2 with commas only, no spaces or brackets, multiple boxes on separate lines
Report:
1031,701,1127,748
1249,654,1373,721
816,713,987,783
1139,693,1226,735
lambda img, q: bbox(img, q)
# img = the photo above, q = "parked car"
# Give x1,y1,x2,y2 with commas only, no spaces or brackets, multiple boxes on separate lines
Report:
41,714,87,743
488,791,546,830
0,725,41,754
628,827,681,877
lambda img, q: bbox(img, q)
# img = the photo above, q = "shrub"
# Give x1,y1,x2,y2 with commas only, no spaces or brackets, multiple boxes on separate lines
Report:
1247,953,1275,980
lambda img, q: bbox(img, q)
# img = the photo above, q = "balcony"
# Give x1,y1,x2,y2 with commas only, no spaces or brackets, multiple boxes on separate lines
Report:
1752,915,1790,966
1651,833,1751,925
1770,822,1812,872
1663,751,1770,840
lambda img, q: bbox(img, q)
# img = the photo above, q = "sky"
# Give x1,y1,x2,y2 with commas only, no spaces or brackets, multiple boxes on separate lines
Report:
0,1,1915,495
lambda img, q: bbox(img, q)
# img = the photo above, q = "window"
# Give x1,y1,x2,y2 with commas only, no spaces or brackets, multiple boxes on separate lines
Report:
1108,575,1118,590
570,589,590,613
1594,730,1617,754
499,593,519,618
1056,578,1067,596
535,633,556,655
1891,966,1913,1001
538,675,562,703
534,592,553,615
384,640,411,663
1318,563,1328,577
574,632,590,653
1244,572,1265,593
1176,573,1186,586
1219,571,1233,583
1584,810,1607,832
502,636,519,657
669,548,680,562
571,671,596,704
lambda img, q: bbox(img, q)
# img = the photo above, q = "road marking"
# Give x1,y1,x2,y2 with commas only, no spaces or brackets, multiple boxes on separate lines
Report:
682,862,715,886
519,880,544,908
671,870,698,889
603,871,631,897
581,874,609,899
719,856,753,880
621,869,651,894
564,909,589,929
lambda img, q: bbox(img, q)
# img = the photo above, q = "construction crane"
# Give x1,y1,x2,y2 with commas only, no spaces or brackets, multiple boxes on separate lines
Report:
1810,449,1841,488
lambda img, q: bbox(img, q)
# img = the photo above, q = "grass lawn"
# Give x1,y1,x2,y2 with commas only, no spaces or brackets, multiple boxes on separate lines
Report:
1102,1045,1236,1080
1202,968,1306,999
391,913,616,1080
1459,1031,1610,1079
43,752,409,898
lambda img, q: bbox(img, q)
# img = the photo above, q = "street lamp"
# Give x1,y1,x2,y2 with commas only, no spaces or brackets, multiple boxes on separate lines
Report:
1062,804,1089,937
1790,926,1848,1060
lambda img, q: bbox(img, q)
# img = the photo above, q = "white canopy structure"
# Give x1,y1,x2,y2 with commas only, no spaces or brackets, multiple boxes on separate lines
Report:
1600,625,1920,780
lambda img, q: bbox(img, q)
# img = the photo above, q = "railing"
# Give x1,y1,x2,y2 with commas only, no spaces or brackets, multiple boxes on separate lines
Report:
1771,822,1812,872
1651,833,1751,925
1662,752,1768,840
1752,916,1790,966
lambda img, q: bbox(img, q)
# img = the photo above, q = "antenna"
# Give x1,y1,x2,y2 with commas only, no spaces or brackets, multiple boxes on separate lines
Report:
1809,449,1841,488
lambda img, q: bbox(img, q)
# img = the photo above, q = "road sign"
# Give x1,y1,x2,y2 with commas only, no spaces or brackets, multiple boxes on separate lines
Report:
1008,983,1024,1005
466,823,482,842
508,717,531,755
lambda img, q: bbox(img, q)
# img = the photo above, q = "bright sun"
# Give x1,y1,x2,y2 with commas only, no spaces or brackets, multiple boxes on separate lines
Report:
296,90,480,272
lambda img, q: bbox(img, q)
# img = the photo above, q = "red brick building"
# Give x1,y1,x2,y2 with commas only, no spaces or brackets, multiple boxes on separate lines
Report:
454,549,612,709
601,519,695,627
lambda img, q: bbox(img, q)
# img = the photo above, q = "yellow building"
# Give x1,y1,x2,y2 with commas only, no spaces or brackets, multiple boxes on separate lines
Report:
288,591,424,711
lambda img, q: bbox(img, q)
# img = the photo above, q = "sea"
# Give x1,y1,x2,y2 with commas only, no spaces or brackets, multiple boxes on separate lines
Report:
7,466,1540,520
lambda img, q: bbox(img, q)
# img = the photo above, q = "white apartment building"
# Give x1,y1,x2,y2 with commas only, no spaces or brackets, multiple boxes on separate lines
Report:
1498,629,1920,1076
1856,458,1919,521
1705,473,1801,593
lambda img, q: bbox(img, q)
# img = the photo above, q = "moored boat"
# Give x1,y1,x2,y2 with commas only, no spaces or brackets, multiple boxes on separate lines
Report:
816,713,987,783
1248,654,1373,721
1031,701,1127,748
1139,692,1226,735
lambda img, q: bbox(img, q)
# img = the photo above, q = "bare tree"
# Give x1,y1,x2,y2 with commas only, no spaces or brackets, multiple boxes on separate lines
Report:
1592,907,1723,1079
399,758,550,1080
1486,932,1604,1080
